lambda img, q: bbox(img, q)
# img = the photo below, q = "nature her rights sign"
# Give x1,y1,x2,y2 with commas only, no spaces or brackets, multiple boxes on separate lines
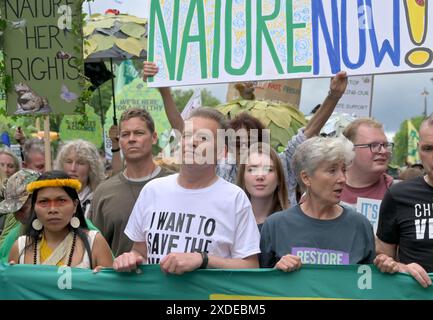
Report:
2,0,84,115
148,0,433,87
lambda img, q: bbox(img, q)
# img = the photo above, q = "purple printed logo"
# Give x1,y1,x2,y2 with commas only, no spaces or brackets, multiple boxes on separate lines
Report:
292,247,349,265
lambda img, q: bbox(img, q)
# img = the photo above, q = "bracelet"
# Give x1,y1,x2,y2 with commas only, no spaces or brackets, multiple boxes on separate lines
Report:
111,147,120,153
199,251,208,269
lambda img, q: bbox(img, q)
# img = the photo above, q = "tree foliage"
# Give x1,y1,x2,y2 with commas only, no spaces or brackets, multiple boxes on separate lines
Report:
172,89,221,112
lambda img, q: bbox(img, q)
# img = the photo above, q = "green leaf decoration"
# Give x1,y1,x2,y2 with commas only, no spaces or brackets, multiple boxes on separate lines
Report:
83,24,95,37
117,15,147,25
89,14,103,19
91,18,115,29
216,103,238,115
270,136,282,150
283,105,307,125
266,106,292,129
84,38,98,58
250,105,270,127
230,104,247,118
250,100,267,111
238,99,251,108
115,38,145,57
269,122,291,147
217,98,307,150
120,23,146,39
83,14,148,60
92,34,116,52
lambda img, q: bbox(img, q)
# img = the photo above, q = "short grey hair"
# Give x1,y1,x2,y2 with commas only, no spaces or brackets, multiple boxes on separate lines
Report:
54,139,105,192
188,107,228,130
292,136,355,189
420,113,433,131
23,138,45,163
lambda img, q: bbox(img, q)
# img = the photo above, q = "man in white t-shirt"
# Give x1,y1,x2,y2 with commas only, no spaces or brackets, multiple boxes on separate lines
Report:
113,108,260,274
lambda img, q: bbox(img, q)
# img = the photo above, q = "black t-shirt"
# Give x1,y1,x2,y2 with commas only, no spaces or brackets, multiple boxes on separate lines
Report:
377,176,433,272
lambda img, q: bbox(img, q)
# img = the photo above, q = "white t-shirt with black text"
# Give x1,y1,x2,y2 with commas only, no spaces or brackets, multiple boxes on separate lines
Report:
125,174,261,264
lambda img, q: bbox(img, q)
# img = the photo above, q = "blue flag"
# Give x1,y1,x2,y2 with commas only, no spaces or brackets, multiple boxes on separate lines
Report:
1,131,10,147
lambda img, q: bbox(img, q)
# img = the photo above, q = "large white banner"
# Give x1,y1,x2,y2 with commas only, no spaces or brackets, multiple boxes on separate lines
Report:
147,0,433,87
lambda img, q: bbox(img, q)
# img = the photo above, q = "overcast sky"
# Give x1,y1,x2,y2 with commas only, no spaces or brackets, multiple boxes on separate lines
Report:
88,0,433,137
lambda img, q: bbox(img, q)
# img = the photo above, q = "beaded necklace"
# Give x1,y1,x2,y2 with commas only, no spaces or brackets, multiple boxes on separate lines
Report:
33,231,77,267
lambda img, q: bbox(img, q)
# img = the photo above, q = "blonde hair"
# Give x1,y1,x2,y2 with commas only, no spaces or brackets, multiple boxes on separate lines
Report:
237,143,289,215
54,140,105,192
0,148,21,173
343,118,384,143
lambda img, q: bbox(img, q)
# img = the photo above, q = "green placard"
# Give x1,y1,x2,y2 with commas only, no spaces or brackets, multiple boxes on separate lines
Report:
104,78,171,149
2,0,84,115
59,105,103,148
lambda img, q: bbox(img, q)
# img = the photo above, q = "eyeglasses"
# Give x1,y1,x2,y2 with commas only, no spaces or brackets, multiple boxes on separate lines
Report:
354,142,394,153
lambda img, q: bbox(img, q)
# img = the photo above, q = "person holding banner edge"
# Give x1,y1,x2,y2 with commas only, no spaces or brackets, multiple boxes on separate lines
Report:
113,108,260,274
142,61,348,206
260,136,375,270
8,171,113,270
374,114,433,288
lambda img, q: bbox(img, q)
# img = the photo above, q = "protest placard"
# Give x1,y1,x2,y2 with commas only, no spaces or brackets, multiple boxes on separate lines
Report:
335,75,373,117
148,0,433,87
226,79,302,107
2,0,84,115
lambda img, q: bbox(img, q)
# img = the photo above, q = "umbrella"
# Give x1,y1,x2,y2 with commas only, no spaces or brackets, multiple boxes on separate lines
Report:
84,12,148,124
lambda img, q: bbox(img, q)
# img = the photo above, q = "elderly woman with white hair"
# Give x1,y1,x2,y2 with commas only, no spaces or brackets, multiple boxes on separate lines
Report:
0,148,20,178
54,140,105,218
260,136,375,271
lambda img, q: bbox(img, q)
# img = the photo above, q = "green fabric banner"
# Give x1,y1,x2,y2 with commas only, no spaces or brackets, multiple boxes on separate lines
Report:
0,264,432,300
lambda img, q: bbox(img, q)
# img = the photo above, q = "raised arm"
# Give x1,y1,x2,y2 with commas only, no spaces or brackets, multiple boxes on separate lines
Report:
143,62,184,132
108,124,122,175
303,71,348,138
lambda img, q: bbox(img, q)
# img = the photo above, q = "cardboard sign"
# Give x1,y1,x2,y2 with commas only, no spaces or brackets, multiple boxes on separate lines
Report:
148,0,433,87
3,0,84,115
226,79,302,107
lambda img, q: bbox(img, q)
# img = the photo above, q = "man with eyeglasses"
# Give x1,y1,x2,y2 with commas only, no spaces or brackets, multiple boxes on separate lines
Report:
374,115,433,288
341,118,394,233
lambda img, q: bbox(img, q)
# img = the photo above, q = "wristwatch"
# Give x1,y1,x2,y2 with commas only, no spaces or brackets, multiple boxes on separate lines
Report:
111,147,120,153
199,251,208,269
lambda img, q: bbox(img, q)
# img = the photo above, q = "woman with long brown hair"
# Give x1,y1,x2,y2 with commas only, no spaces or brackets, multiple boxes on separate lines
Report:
237,143,289,231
